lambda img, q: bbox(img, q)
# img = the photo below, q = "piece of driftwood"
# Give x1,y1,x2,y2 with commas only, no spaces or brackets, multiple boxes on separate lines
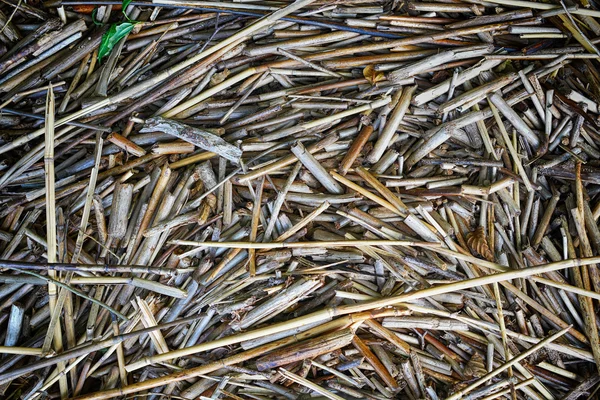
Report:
140,117,243,164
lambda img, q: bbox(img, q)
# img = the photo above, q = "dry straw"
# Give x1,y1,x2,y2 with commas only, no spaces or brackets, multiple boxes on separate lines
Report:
0,0,600,398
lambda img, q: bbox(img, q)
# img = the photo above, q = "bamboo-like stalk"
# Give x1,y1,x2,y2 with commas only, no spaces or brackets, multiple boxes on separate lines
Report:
489,93,540,149
356,167,408,216
291,141,344,194
170,239,439,249
0,314,204,385
264,162,302,240
368,86,415,163
446,327,570,400
364,319,411,356
0,0,319,153
353,335,399,390
0,260,186,276
246,31,358,57
0,346,44,356
531,276,600,301
441,74,517,114
278,368,346,400
339,124,373,175
276,201,330,242
73,312,385,399
387,46,494,83
488,100,534,192
278,47,342,78
404,128,452,170
41,84,69,398
239,98,390,182
111,320,127,386
66,277,186,298
330,171,405,216
71,133,103,263
501,279,587,342
479,378,536,400
106,132,146,157
107,182,133,244
121,255,600,373
531,189,560,246
248,176,265,276
256,327,354,370
5,303,24,348
573,163,600,371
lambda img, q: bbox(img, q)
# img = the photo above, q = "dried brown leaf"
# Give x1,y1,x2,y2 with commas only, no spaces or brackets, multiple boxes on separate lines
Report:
363,65,385,84
466,226,494,261
463,352,487,379
199,193,217,224
211,68,230,85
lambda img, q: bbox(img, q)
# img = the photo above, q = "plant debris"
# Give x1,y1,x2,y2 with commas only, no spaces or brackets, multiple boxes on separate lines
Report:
1,0,600,399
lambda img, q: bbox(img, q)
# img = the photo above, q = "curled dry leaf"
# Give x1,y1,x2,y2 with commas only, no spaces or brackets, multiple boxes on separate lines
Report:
199,193,217,224
466,226,494,261
211,68,230,85
363,65,385,84
463,352,487,379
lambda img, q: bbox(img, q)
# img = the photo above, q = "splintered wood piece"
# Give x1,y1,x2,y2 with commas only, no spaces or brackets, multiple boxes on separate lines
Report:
256,327,354,371
140,117,242,163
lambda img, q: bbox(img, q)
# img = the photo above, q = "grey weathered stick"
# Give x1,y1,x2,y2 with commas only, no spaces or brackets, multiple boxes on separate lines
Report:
264,161,302,240
488,92,540,148
141,117,242,163
290,141,344,194
108,182,134,242
368,85,416,163
387,45,494,83
4,303,24,347
413,58,503,105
